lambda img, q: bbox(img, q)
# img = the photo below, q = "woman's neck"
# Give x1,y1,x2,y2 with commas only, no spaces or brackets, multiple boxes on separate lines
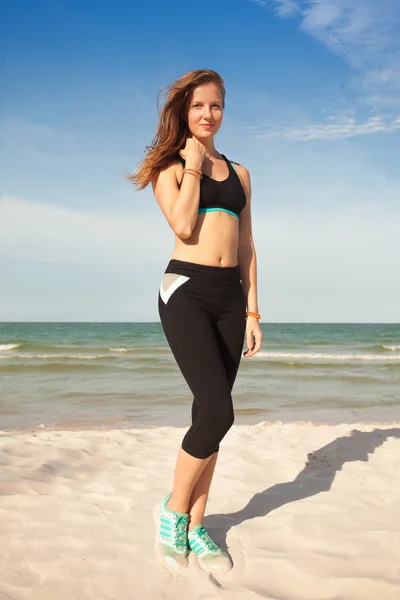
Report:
193,137,218,158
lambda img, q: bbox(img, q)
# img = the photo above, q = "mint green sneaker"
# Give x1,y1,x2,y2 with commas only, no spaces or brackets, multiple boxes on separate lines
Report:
153,493,190,571
188,524,233,573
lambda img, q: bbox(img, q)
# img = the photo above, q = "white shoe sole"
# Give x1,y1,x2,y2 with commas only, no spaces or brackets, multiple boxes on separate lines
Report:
191,551,233,575
153,501,188,572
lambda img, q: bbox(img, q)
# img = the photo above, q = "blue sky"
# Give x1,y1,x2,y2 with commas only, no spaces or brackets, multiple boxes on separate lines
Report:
1,0,399,322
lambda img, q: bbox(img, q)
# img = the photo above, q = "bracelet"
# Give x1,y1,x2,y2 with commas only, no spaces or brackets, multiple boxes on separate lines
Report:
182,168,203,180
246,311,261,320
183,169,202,179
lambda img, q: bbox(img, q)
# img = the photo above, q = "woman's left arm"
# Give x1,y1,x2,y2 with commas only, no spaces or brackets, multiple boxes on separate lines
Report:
236,164,263,358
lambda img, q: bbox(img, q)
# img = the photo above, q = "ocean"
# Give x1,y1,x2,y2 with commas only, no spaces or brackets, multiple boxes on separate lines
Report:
1,322,399,430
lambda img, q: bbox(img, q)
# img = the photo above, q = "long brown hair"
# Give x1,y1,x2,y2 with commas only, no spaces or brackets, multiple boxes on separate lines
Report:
124,69,226,190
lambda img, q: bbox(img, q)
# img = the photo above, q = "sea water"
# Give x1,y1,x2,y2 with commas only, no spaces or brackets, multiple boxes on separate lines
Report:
1,322,399,430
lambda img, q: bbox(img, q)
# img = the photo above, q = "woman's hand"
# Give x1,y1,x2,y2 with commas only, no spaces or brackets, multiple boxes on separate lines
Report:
243,317,263,358
179,136,206,170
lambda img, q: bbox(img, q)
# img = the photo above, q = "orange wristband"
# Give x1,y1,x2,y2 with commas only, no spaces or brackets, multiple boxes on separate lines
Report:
246,312,261,320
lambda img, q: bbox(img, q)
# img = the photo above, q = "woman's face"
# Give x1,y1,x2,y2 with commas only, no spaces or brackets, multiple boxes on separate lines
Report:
186,83,224,140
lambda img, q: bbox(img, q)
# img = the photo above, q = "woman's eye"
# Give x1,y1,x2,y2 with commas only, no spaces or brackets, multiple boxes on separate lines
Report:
192,104,221,108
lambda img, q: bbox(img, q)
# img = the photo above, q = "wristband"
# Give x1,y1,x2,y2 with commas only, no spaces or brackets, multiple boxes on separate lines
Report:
246,312,261,320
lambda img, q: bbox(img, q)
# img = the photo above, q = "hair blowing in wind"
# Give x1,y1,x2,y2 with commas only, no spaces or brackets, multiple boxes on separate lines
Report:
124,69,226,190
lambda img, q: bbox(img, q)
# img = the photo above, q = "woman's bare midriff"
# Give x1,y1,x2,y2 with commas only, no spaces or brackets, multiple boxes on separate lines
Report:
171,210,239,267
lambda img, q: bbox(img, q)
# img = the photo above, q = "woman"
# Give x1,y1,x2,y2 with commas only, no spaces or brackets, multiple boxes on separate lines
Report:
127,69,263,573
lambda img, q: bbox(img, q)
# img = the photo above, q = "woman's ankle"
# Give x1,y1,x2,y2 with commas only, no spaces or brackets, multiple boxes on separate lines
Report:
188,519,203,531
166,493,189,514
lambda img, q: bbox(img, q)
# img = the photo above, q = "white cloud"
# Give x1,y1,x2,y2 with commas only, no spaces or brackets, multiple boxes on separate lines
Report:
0,196,175,321
268,0,400,94
1,193,399,321
246,114,400,140
248,0,400,139
249,0,300,15
0,195,169,266
275,0,301,16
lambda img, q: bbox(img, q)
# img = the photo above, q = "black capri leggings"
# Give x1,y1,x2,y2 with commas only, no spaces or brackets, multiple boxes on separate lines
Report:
158,259,246,459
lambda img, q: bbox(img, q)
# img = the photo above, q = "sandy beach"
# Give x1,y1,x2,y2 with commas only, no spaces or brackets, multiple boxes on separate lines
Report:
1,421,399,600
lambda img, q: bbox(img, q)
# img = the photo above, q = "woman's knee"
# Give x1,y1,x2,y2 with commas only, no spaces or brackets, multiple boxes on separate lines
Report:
216,408,235,435
204,407,235,447
182,405,235,459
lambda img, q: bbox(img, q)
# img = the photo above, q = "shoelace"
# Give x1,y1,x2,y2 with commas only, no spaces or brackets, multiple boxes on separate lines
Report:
190,525,219,552
173,515,189,548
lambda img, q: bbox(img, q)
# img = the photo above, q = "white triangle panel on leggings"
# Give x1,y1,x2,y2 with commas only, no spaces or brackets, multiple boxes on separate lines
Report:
159,274,190,304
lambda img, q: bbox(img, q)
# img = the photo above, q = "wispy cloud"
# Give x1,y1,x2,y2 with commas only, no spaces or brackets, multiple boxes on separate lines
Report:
265,0,400,94
246,114,400,140
248,0,400,138
249,0,300,15
0,196,167,265
1,194,399,321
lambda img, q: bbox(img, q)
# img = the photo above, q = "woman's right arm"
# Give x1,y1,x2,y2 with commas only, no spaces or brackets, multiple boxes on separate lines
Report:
152,156,203,239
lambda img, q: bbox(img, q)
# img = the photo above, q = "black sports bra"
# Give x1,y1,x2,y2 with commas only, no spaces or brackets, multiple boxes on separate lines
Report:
178,153,246,219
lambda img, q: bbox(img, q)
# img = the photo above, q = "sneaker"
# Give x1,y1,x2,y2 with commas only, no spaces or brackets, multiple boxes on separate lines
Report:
187,524,233,573
153,493,190,571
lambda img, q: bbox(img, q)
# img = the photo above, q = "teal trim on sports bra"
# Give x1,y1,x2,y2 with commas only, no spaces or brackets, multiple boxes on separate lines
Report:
198,207,238,218
178,156,241,219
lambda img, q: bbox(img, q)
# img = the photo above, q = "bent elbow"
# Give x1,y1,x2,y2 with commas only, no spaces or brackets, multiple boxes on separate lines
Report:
175,226,192,239
172,219,193,239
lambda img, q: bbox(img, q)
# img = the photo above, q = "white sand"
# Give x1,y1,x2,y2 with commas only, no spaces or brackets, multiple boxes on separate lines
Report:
1,421,399,600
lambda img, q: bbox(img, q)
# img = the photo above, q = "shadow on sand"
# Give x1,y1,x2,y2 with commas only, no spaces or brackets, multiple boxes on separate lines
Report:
205,427,400,552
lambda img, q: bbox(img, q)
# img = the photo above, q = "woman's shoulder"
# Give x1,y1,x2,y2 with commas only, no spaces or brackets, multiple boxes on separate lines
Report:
156,156,184,178
228,157,249,178
151,157,183,191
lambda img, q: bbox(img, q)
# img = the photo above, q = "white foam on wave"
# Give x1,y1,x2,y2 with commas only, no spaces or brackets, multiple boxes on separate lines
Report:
109,347,138,352
0,343,20,351
383,345,400,351
255,351,400,362
0,354,108,360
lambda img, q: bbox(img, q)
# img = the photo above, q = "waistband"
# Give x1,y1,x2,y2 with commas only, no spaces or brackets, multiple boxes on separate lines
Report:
165,259,241,282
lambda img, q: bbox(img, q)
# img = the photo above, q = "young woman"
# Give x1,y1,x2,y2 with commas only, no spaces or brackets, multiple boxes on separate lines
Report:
127,69,263,573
